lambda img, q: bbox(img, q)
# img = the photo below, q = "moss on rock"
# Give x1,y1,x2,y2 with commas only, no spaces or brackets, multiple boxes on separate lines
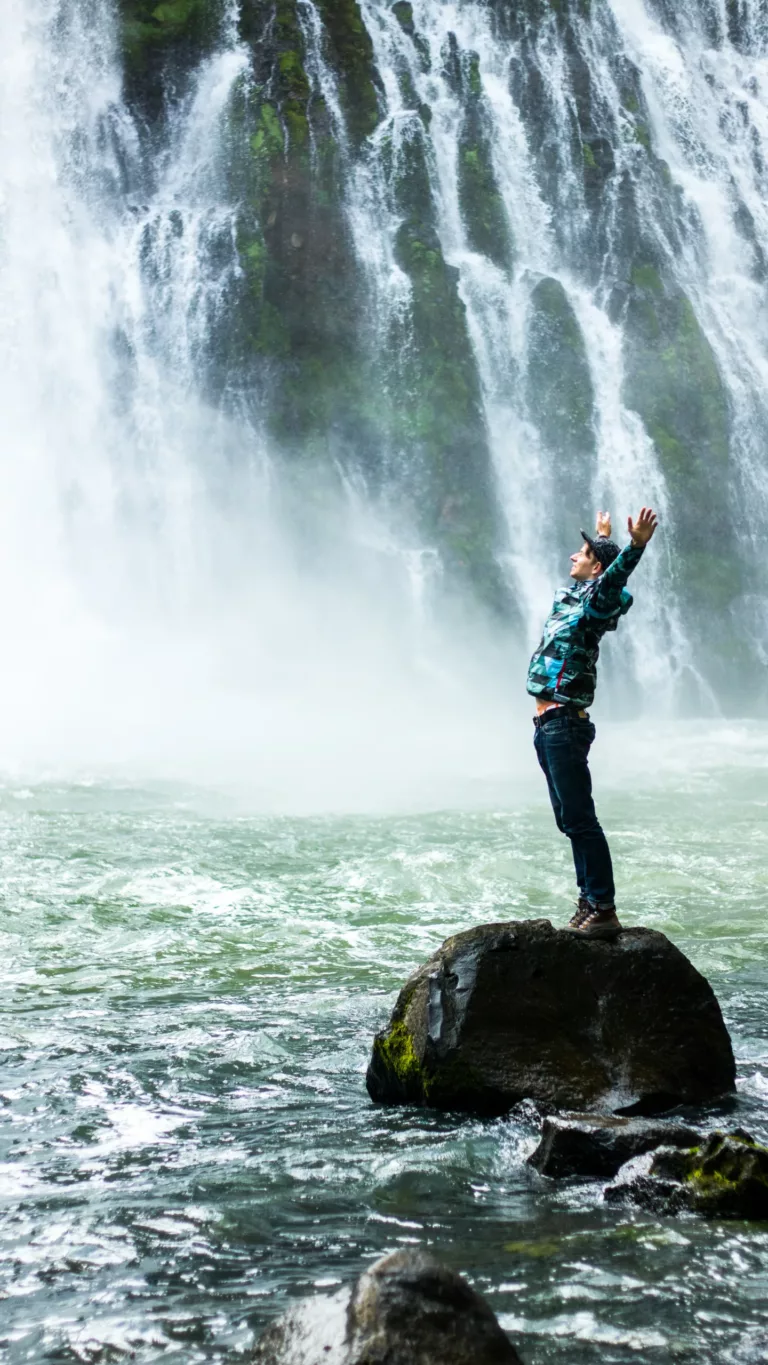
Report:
650,1131,768,1218
367,920,735,1117
372,1019,421,1088
118,0,228,113
525,277,596,540
622,262,736,619
231,0,374,463
392,1,415,36
315,0,381,142
457,52,514,271
389,119,510,611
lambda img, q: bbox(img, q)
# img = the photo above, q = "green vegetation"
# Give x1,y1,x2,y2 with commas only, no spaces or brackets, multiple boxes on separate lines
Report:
621,259,752,695
389,121,510,611
316,0,381,141
652,1132,768,1217
623,268,730,491
457,54,514,271
118,0,509,612
392,2,415,35
117,0,227,109
372,1019,421,1089
525,277,596,544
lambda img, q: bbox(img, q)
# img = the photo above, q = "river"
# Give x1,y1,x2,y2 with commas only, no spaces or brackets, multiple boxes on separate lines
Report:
3,721,768,1362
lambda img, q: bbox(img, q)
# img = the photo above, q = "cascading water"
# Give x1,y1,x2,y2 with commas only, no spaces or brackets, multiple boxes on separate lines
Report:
0,0,516,799
350,0,768,705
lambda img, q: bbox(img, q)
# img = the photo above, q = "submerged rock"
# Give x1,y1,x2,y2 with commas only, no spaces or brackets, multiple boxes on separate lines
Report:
605,1130,768,1219
528,1113,702,1178
250,1248,523,1364
366,920,735,1116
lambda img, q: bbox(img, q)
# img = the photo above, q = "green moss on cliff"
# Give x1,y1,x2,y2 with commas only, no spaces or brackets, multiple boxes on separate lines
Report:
458,100,514,268
525,277,596,542
231,0,368,462
622,262,741,643
392,180,510,609
120,0,214,55
624,268,730,492
527,277,594,439
315,0,380,141
392,2,415,35
118,0,227,109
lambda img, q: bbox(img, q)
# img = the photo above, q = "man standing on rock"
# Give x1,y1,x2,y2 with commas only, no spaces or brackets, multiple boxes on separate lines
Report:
527,507,658,937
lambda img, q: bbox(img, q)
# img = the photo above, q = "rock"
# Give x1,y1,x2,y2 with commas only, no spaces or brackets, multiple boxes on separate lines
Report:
366,920,735,1117
605,1130,768,1219
528,1113,703,1178
250,1248,523,1364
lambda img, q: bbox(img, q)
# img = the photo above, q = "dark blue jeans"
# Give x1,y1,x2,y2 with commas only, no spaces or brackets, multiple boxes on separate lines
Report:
533,711,615,906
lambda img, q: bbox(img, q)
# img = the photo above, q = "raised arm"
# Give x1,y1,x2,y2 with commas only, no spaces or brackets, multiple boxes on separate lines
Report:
627,506,658,549
591,506,658,613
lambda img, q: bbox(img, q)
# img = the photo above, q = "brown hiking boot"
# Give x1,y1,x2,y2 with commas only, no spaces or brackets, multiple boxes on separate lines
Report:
568,904,623,938
567,897,591,929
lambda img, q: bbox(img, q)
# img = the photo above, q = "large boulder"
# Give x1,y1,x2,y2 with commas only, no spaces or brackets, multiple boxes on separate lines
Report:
605,1130,768,1219
528,1113,703,1179
366,920,735,1116
250,1248,523,1364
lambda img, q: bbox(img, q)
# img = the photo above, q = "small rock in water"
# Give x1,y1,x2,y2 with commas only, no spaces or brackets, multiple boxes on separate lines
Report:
366,920,735,1116
249,1248,523,1363
605,1130,768,1219
528,1113,703,1178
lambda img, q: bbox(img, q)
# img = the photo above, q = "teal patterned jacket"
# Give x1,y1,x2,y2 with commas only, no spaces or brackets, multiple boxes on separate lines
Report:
526,543,645,708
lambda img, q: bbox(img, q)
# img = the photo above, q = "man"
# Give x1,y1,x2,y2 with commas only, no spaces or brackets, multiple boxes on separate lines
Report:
527,507,658,937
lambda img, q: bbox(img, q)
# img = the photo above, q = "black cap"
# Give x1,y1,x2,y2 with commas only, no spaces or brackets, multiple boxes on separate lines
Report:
580,530,620,569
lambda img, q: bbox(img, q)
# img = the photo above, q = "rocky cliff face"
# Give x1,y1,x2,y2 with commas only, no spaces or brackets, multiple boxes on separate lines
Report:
114,0,768,697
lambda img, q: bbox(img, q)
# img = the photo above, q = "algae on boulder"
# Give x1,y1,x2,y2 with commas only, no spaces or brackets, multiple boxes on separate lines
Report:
528,1113,702,1179
605,1131,768,1219
367,920,736,1117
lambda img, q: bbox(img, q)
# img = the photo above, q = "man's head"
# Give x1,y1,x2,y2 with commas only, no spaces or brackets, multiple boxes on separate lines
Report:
570,530,620,581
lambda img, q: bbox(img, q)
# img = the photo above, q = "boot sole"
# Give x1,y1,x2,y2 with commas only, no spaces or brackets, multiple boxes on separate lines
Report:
566,923,623,939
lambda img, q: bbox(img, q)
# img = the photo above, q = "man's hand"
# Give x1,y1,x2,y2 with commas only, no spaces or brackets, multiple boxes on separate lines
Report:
595,510,612,538
628,506,658,547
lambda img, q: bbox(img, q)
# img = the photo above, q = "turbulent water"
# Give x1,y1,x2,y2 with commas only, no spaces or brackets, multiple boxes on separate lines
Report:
2,0,768,1361
3,726,768,1363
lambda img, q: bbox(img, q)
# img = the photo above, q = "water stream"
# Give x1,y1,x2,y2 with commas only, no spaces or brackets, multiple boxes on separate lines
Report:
3,726,768,1362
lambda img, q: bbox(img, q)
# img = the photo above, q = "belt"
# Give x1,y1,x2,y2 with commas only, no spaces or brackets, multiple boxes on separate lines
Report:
533,704,589,729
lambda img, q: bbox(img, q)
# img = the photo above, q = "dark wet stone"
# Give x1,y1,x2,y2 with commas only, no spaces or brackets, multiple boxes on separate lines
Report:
366,920,735,1116
605,1130,768,1219
249,1248,524,1363
528,1113,702,1178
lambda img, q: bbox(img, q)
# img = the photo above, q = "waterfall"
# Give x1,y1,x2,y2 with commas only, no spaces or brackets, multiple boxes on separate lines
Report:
1,0,766,786
339,0,764,704
0,0,513,794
